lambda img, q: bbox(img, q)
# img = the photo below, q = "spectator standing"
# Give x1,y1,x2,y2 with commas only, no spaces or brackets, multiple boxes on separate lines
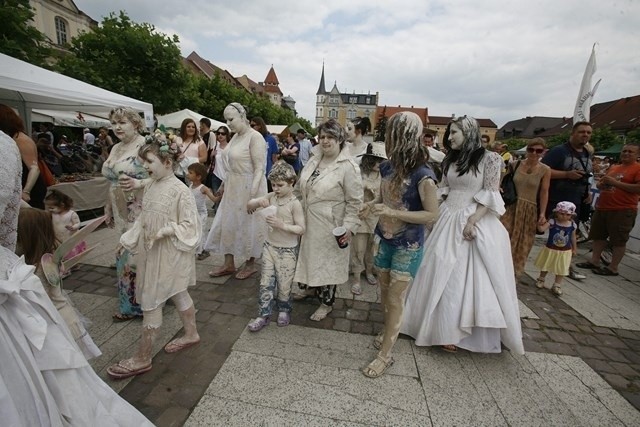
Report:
541,121,593,280
576,143,640,275
251,117,279,182
297,128,313,167
83,128,95,146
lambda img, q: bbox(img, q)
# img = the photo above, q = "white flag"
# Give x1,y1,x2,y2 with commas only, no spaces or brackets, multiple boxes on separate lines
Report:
573,44,602,123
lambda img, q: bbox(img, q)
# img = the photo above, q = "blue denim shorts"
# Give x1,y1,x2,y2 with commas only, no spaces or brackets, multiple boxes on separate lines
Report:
374,240,424,278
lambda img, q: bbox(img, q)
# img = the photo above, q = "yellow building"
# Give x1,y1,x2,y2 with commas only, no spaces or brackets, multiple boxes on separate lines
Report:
29,0,96,52
315,63,378,128
425,115,498,148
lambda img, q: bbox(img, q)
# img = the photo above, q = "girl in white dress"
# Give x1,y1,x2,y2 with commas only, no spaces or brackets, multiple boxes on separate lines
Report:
401,116,524,355
107,134,201,380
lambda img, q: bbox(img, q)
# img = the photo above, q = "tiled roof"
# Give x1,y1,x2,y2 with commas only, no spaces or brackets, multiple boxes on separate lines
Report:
376,105,428,125
235,75,263,94
498,116,565,139
341,93,377,106
428,115,498,128
184,51,242,88
264,66,280,85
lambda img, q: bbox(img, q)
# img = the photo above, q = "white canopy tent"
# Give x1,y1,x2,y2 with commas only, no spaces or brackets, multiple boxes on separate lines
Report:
156,109,225,130
0,53,154,128
266,125,288,135
31,109,110,128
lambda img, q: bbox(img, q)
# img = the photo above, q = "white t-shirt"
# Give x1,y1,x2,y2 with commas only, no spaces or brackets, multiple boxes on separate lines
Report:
190,184,208,216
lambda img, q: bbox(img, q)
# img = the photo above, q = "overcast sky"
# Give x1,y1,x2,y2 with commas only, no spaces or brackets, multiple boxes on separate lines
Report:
75,0,639,127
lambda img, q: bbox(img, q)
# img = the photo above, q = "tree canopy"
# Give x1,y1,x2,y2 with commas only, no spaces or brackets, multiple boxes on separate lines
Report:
0,0,51,66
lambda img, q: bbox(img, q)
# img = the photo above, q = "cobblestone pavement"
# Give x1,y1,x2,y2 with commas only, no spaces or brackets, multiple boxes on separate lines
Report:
63,259,640,426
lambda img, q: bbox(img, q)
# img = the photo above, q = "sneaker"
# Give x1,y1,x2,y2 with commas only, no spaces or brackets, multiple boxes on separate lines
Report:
535,278,545,289
551,286,563,296
568,268,586,280
196,251,210,261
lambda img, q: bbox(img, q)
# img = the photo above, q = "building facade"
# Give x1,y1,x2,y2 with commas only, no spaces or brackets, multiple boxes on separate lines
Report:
315,64,378,128
29,0,96,52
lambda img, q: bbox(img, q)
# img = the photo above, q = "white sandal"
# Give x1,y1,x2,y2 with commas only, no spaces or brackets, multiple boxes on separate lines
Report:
535,278,545,289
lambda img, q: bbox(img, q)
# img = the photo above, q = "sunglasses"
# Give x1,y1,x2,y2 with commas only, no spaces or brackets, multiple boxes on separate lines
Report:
526,147,545,154
216,132,227,136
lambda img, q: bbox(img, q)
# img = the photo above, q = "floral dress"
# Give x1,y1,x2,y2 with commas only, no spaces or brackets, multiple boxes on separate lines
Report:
102,140,147,316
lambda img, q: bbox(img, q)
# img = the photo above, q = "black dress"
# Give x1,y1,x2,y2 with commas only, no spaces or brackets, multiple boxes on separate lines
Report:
22,160,47,209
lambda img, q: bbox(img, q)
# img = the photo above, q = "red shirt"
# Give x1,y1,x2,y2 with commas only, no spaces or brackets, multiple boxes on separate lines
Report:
596,162,640,210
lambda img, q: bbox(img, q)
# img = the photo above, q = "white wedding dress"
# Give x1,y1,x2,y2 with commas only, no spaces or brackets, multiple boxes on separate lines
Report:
401,152,524,354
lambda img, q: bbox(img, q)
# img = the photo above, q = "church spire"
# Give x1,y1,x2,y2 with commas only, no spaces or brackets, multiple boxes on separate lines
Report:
316,61,327,95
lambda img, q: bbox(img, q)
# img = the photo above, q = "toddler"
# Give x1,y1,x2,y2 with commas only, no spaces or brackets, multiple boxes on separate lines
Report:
351,142,386,295
16,207,101,360
44,189,86,271
106,134,201,380
246,163,305,331
187,162,221,260
534,201,578,296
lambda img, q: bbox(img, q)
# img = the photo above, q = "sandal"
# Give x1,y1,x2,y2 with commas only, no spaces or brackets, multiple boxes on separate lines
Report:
551,286,563,296
107,360,152,380
277,312,290,327
351,282,362,295
362,355,394,378
535,278,545,289
310,304,332,321
373,332,384,350
164,337,200,353
248,316,270,332
442,344,457,353
112,312,142,322
209,267,236,277
235,268,257,280
365,273,378,285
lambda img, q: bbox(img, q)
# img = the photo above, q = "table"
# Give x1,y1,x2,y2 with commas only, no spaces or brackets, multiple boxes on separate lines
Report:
49,177,110,211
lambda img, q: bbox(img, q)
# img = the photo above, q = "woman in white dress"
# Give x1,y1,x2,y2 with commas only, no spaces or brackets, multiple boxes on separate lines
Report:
401,116,524,355
205,103,267,280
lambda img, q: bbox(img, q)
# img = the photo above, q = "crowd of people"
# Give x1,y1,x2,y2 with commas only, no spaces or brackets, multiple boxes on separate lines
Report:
1,99,639,424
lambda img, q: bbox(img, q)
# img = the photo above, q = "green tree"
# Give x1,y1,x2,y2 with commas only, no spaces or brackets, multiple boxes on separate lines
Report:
0,0,51,66
374,106,387,141
56,12,191,113
546,130,570,148
589,126,618,151
625,128,640,144
500,137,527,152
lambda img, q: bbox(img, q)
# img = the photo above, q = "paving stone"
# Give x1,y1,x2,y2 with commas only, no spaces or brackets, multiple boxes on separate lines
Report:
557,322,579,332
332,299,344,310
621,338,640,351
609,362,639,378
570,332,602,346
523,340,545,353
332,318,350,332
523,329,548,341
620,392,640,412
597,347,632,363
592,326,615,335
345,308,368,321
573,345,606,360
217,302,248,316
546,330,577,345
343,299,354,308
330,309,346,318
368,310,384,323
601,373,632,390
155,406,191,427
583,359,619,375
352,300,370,310
351,321,373,335
620,349,640,365
522,319,540,330
559,308,580,316
195,300,221,311
196,310,213,323
541,341,577,356
615,329,640,340
596,335,630,350
537,320,561,330
576,324,594,333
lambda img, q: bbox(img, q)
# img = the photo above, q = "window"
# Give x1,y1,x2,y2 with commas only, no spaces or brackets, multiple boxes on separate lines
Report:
347,109,356,119
365,97,371,104
329,109,337,118
329,96,339,104
319,107,323,116
349,96,357,104
55,16,68,45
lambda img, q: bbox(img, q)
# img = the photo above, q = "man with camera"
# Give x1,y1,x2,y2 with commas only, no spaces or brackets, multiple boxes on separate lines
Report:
541,121,594,280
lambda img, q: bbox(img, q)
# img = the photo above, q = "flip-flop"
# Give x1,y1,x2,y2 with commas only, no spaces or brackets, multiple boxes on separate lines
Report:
442,345,458,353
164,338,201,354
592,267,619,276
112,312,142,322
107,361,152,379
235,269,257,280
208,268,236,277
575,261,599,269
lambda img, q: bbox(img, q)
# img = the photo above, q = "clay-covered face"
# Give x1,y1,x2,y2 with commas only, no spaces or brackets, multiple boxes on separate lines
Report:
271,180,294,197
224,107,246,133
448,123,464,150
318,131,341,157
345,121,356,142
111,117,137,142
142,152,172,180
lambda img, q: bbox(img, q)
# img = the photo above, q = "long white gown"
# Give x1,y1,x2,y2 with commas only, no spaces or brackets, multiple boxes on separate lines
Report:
401,152,524,354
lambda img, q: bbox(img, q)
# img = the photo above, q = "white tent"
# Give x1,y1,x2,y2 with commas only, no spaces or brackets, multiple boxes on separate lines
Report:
0,53,154,128
32,109,110,128
266,125,288,135
156,109,225,130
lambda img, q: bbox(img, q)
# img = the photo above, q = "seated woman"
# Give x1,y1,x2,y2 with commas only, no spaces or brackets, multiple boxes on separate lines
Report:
401,116,524,355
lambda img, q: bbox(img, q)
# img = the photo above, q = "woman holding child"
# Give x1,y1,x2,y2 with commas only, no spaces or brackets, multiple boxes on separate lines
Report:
293,119,363,321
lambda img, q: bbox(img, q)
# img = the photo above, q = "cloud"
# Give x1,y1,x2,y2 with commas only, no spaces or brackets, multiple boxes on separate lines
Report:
75,0,640,127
